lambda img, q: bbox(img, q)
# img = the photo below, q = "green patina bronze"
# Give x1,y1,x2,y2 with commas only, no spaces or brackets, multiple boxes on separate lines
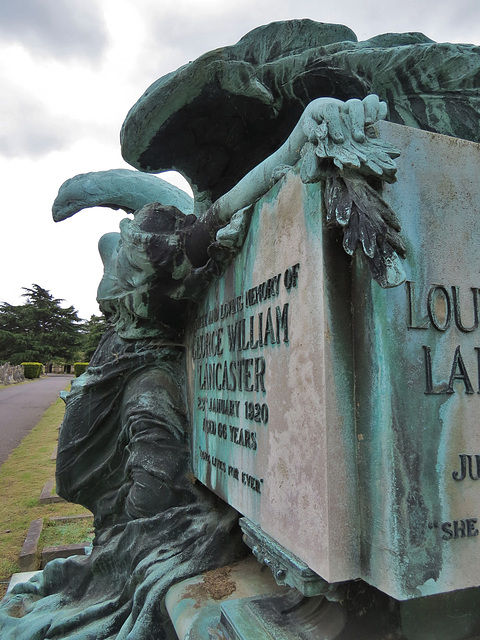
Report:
121,19,480,214
51,169,194,222
2,18,480,640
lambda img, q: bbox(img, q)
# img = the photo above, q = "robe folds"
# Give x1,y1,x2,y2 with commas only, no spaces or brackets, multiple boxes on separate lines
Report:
0,330,244,639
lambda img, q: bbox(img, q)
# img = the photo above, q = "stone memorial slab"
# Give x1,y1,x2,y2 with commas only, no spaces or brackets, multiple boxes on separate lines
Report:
188,162,358,586
188,121,480,601
355,121,480,600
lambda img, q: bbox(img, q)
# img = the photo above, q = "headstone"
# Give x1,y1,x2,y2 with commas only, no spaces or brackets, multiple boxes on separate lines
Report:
6,16,480,639
188,120,480,601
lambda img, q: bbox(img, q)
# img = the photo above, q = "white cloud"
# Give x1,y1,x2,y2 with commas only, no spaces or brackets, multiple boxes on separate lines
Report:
0,76,78,158
0,0,108,61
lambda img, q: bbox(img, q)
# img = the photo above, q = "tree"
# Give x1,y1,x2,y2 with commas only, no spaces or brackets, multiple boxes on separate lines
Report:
79,314,108,361
0,285,83,365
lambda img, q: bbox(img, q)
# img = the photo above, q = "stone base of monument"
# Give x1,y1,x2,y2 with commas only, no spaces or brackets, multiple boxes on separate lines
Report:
167,563,480,640
165,557,288,639
166,530,480,639
236,519,480,639
221,585,480,640
219,588,397,640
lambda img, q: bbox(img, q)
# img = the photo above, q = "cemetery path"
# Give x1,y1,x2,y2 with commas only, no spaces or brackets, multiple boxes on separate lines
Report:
0,375,72,466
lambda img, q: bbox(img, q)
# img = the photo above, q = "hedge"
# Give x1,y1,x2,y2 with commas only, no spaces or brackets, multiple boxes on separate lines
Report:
21,362,43,379
74,362,89,377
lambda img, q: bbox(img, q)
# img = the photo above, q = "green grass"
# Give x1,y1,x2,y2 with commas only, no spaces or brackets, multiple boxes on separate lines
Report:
40,518,94,548
0,388,90,597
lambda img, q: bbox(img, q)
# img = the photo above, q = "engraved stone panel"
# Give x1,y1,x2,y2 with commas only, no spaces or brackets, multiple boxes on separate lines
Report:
355,122,480,599
187,169,358,584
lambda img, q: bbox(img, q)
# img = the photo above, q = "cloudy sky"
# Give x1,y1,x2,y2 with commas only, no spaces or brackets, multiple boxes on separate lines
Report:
1,0,480,320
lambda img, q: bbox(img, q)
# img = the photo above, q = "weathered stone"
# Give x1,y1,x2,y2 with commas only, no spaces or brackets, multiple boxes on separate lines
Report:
0,363,24,386
189,162,358,585
165,557,287,640
355,121,480,600
49,514,92,523
39,479,65,504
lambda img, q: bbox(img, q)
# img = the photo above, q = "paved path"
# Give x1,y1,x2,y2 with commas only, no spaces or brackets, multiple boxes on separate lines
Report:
0,375,72,466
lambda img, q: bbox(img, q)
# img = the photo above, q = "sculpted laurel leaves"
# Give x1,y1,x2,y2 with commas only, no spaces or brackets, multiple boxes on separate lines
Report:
324,172,406,288
301,113,405,289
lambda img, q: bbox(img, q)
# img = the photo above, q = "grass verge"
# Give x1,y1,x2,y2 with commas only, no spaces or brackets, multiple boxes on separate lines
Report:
0,392,90,597
40,517,94,548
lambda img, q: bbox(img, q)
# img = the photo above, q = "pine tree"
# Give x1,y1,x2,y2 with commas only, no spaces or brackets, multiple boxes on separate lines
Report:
0,284,82,365
79,314,108,361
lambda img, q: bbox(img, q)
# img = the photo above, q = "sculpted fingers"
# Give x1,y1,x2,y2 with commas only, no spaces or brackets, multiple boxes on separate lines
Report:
342,95,388,141
363,94,388,124
301,97,344,143
298,95,393,180
342,98,365,143
302,112,320,142
322,101,344,143
378,100,388,121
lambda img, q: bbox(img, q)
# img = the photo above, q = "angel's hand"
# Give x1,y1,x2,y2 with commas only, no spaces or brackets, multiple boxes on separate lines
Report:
299,95,398,181
301,95,388,144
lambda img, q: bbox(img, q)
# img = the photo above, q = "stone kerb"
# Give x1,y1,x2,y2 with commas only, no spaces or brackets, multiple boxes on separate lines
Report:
18,519,43,572
188,121,480,602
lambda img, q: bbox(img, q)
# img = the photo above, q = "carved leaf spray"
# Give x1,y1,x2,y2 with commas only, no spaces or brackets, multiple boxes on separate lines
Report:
299,114,406,288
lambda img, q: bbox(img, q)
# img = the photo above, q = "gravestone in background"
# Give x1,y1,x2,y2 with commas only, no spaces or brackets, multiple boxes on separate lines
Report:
188,120,480,603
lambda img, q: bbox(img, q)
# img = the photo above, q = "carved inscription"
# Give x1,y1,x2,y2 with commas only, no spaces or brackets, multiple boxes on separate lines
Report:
423,345,476,395
428,519,479,541
407,281,480,544
407,281,479,333
194,264,300,497
452,454,480,481
406,282,480,394
198,447,263,494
